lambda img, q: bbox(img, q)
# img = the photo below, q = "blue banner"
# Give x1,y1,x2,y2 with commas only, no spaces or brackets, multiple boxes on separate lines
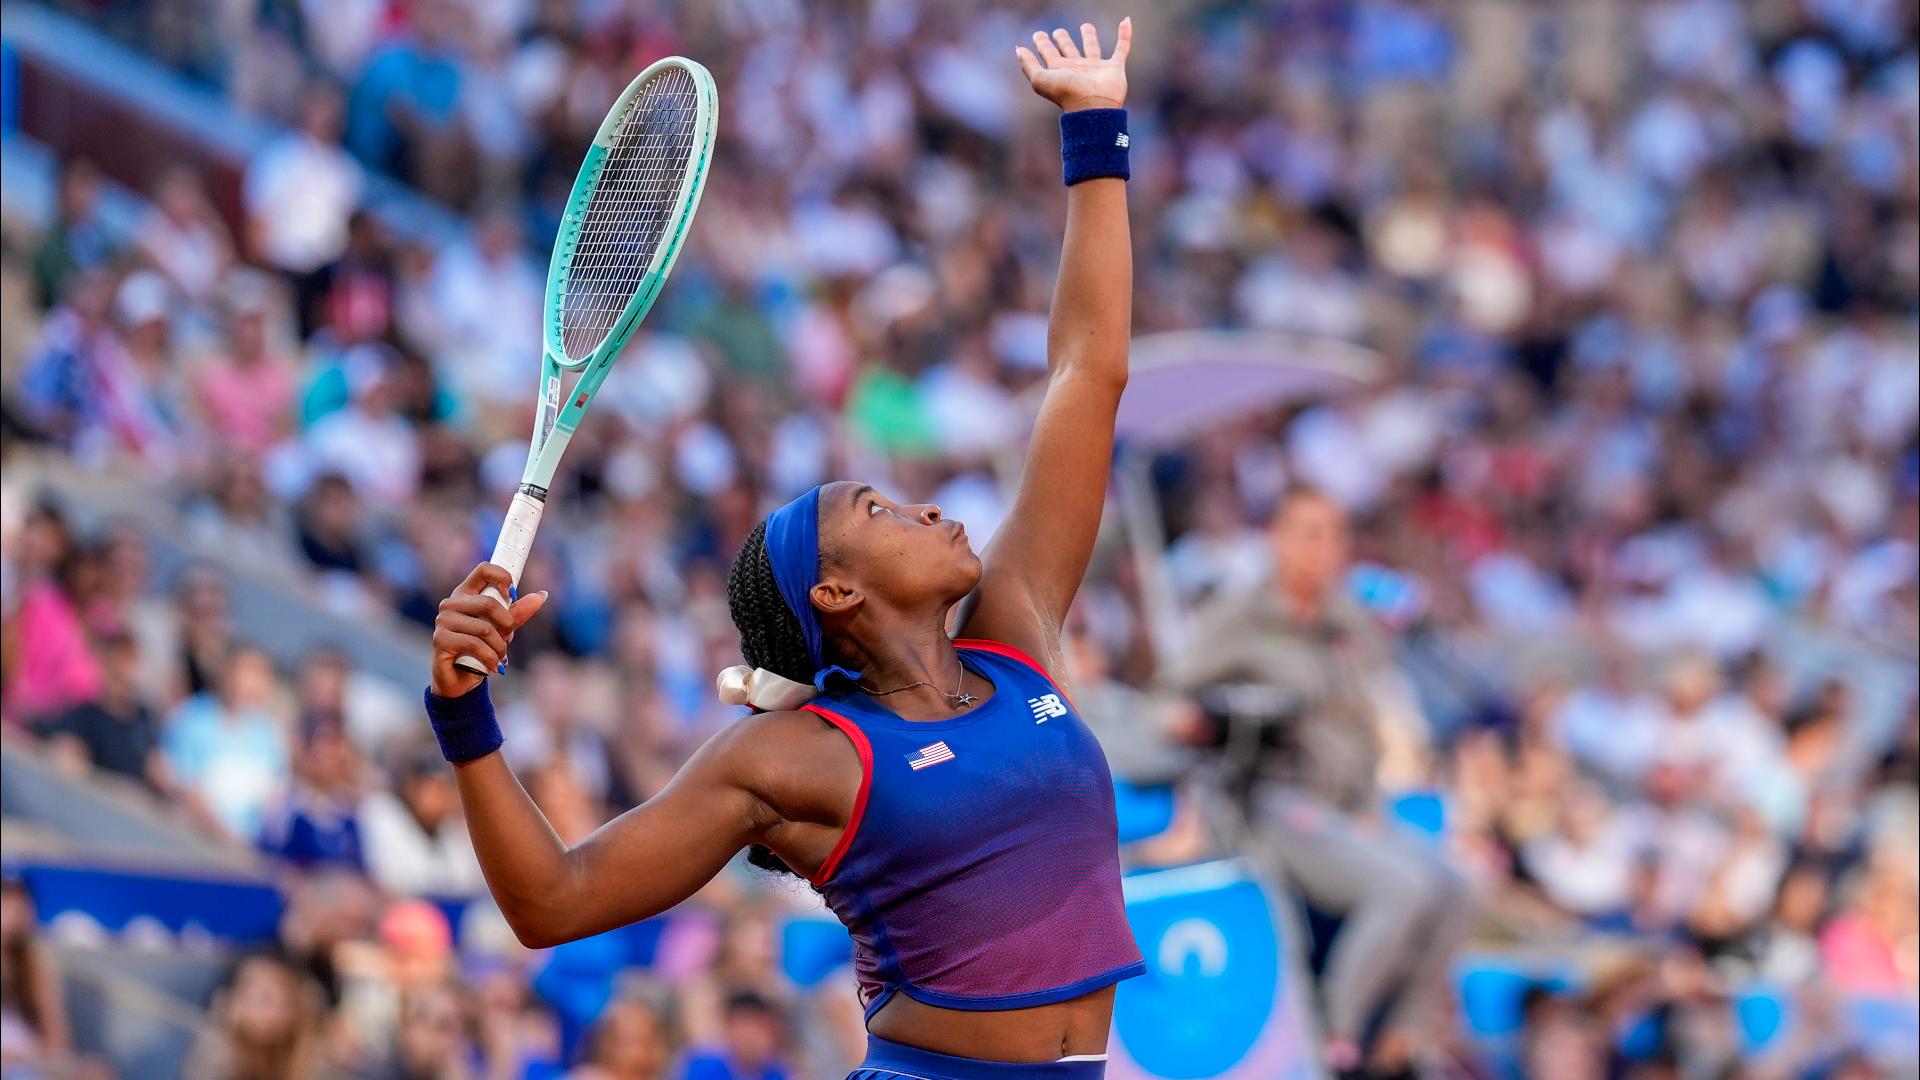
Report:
1109,861,1320,1080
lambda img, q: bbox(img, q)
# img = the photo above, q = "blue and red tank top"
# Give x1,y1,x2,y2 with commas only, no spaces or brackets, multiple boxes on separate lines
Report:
798,639,1145,1020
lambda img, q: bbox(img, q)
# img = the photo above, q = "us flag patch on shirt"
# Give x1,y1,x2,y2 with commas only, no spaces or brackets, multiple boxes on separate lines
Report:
907,741,955,770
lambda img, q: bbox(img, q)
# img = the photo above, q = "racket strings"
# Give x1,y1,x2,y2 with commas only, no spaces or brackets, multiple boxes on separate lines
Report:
561,67,702,359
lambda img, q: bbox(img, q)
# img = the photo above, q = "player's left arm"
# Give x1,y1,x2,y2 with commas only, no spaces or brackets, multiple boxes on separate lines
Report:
963,19,1133,673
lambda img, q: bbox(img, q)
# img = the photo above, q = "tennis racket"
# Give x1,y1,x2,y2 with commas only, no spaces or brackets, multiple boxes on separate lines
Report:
454,57,718,675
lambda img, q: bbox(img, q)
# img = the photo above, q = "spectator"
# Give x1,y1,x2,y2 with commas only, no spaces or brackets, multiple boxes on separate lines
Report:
0,504,101,727
358,747,486,898
195,272,298,456
298,346,422,512
569,998,674,1080
244,78,363,316
31,159,116,309
44,629,170,793
135,165,235,307
1165,486,1472,1075
184,950,324,1080
258,714,366,871
164,645,290,842
678,992,790,1080
0,873,78,1075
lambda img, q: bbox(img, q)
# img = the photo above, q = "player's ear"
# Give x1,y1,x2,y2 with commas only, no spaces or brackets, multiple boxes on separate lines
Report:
811,578,862,617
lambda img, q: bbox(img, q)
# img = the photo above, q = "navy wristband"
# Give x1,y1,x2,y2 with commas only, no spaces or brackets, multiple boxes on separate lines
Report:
424,683,504,764
1060,108,1130,186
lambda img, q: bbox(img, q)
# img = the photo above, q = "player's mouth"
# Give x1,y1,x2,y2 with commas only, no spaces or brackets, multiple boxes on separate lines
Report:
946,521,968,544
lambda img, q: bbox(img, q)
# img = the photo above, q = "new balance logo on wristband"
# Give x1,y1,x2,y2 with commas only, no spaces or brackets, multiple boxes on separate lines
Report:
1115,133,1130,148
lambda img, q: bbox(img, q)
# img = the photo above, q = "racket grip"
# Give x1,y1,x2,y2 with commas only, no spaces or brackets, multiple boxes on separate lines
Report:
453,488,547,676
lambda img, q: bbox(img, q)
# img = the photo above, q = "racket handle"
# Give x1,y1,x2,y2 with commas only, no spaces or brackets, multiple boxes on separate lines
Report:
453,488,547,676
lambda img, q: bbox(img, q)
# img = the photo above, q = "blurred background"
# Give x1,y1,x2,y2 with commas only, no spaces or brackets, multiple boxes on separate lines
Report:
0,0,1915,1078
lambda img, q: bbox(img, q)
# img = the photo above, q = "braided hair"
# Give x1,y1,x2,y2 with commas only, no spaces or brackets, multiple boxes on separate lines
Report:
725,520,816,877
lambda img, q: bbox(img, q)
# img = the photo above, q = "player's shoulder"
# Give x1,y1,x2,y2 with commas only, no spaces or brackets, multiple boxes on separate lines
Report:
706,706,858,770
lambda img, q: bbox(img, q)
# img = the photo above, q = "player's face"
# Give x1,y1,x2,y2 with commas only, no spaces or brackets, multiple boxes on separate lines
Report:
817,480,982,609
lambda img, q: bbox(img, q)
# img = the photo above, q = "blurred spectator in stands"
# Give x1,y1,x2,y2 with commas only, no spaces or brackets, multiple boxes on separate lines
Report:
97,269,188,470
419,202,542,414
0,872,79,1075
259,711,366,871
45,629,171,794
374,983,475,1080
679,991,790,1080
298,347,422,512
135,165,235,308
467,955,563,1080
295,473,371,581
0,504,100,728
164,644,291,842
17,269,116,452
1820,848,1920,996
279,869,380,1009
679,909,787,1048
335,903,460,1078
185,950,323,1080
345,0,468,192
359,746,485,897
187,456,290,564
1516,986,1605,1080
310,212,398,350
1167,486,1469,1076
503,654,613,806
245,78,363,329
195,271,298,457
1520,780,1643,932
150,566,238,705
31,159,116,309
569,997,674,1080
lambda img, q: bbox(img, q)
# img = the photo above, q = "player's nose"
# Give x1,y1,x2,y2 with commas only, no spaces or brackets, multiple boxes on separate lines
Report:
914,504,943,525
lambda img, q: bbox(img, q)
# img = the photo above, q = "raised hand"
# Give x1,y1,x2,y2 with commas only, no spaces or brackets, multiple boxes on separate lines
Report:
1016,17,1131,113
431,562,548,698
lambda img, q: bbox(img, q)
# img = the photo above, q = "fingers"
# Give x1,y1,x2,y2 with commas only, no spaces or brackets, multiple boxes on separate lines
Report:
456,562,513,598
441,591,516,637
439,611,511,660
1015,45,1043,80
1032,29,1061,65
1114,16,1132,63
1051,27,1080,60
507,589,549,631
1080,22,1101,60
434,625,502,672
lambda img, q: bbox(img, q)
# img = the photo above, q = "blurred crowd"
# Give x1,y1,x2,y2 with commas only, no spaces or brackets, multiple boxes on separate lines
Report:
2,0,1917,1078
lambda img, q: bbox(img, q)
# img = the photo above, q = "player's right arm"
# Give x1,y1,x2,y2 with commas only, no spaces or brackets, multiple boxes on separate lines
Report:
431,565,859,947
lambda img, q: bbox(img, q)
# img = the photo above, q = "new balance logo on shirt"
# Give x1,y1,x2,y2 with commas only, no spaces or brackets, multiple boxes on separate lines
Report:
908,742,956,770
1029,694,1068,723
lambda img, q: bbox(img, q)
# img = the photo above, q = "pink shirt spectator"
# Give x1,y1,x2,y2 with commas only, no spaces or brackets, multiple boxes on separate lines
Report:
197,355,295,456
4,580,102,725
1819,912,1916,995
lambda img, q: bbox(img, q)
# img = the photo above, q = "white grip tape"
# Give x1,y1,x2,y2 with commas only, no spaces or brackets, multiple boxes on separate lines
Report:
452,492,546,675
488,491,546,591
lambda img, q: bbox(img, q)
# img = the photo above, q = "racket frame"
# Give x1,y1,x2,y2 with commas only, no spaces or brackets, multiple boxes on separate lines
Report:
454,56,717,675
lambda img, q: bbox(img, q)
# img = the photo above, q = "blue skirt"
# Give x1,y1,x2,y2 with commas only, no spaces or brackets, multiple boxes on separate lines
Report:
847,1035,1106,1080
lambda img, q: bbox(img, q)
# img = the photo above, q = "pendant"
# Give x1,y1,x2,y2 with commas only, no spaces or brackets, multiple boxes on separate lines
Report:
955,692,977,709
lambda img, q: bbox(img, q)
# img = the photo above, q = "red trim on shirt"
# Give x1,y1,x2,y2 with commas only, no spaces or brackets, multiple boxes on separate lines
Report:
950,638,1077,711
801,703,872,886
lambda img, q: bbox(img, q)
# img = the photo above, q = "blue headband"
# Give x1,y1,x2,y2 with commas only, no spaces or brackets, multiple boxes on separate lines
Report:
762,486,862,690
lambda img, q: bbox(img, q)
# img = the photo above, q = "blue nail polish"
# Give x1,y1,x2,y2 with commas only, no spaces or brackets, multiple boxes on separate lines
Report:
509,584,518,601
496,661,507,675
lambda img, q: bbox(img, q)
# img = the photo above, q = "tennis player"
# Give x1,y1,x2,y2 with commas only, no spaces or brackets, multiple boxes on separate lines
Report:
426,20,1141,1078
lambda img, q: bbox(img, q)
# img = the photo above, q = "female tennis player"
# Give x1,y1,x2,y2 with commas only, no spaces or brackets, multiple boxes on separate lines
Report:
427,19,1139,1078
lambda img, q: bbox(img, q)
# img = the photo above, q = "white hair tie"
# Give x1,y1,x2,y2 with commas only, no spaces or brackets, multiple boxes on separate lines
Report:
715,665,818,712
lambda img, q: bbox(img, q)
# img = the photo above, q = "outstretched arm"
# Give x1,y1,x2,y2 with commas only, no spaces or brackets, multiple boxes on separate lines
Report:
429,565,855,947
963,19,1134,671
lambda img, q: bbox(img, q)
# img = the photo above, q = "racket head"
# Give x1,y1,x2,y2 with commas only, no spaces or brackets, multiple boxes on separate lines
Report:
544,56,717,372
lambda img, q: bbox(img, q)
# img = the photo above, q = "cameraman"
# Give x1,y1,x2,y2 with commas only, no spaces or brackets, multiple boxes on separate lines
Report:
1164,487,1472,1079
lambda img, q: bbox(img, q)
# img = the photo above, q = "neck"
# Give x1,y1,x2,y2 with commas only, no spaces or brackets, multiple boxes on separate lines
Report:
1275,574,1324,620
835,607,974,715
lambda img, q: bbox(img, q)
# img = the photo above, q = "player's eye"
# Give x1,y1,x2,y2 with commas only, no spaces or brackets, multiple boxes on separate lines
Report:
868,501,887,517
